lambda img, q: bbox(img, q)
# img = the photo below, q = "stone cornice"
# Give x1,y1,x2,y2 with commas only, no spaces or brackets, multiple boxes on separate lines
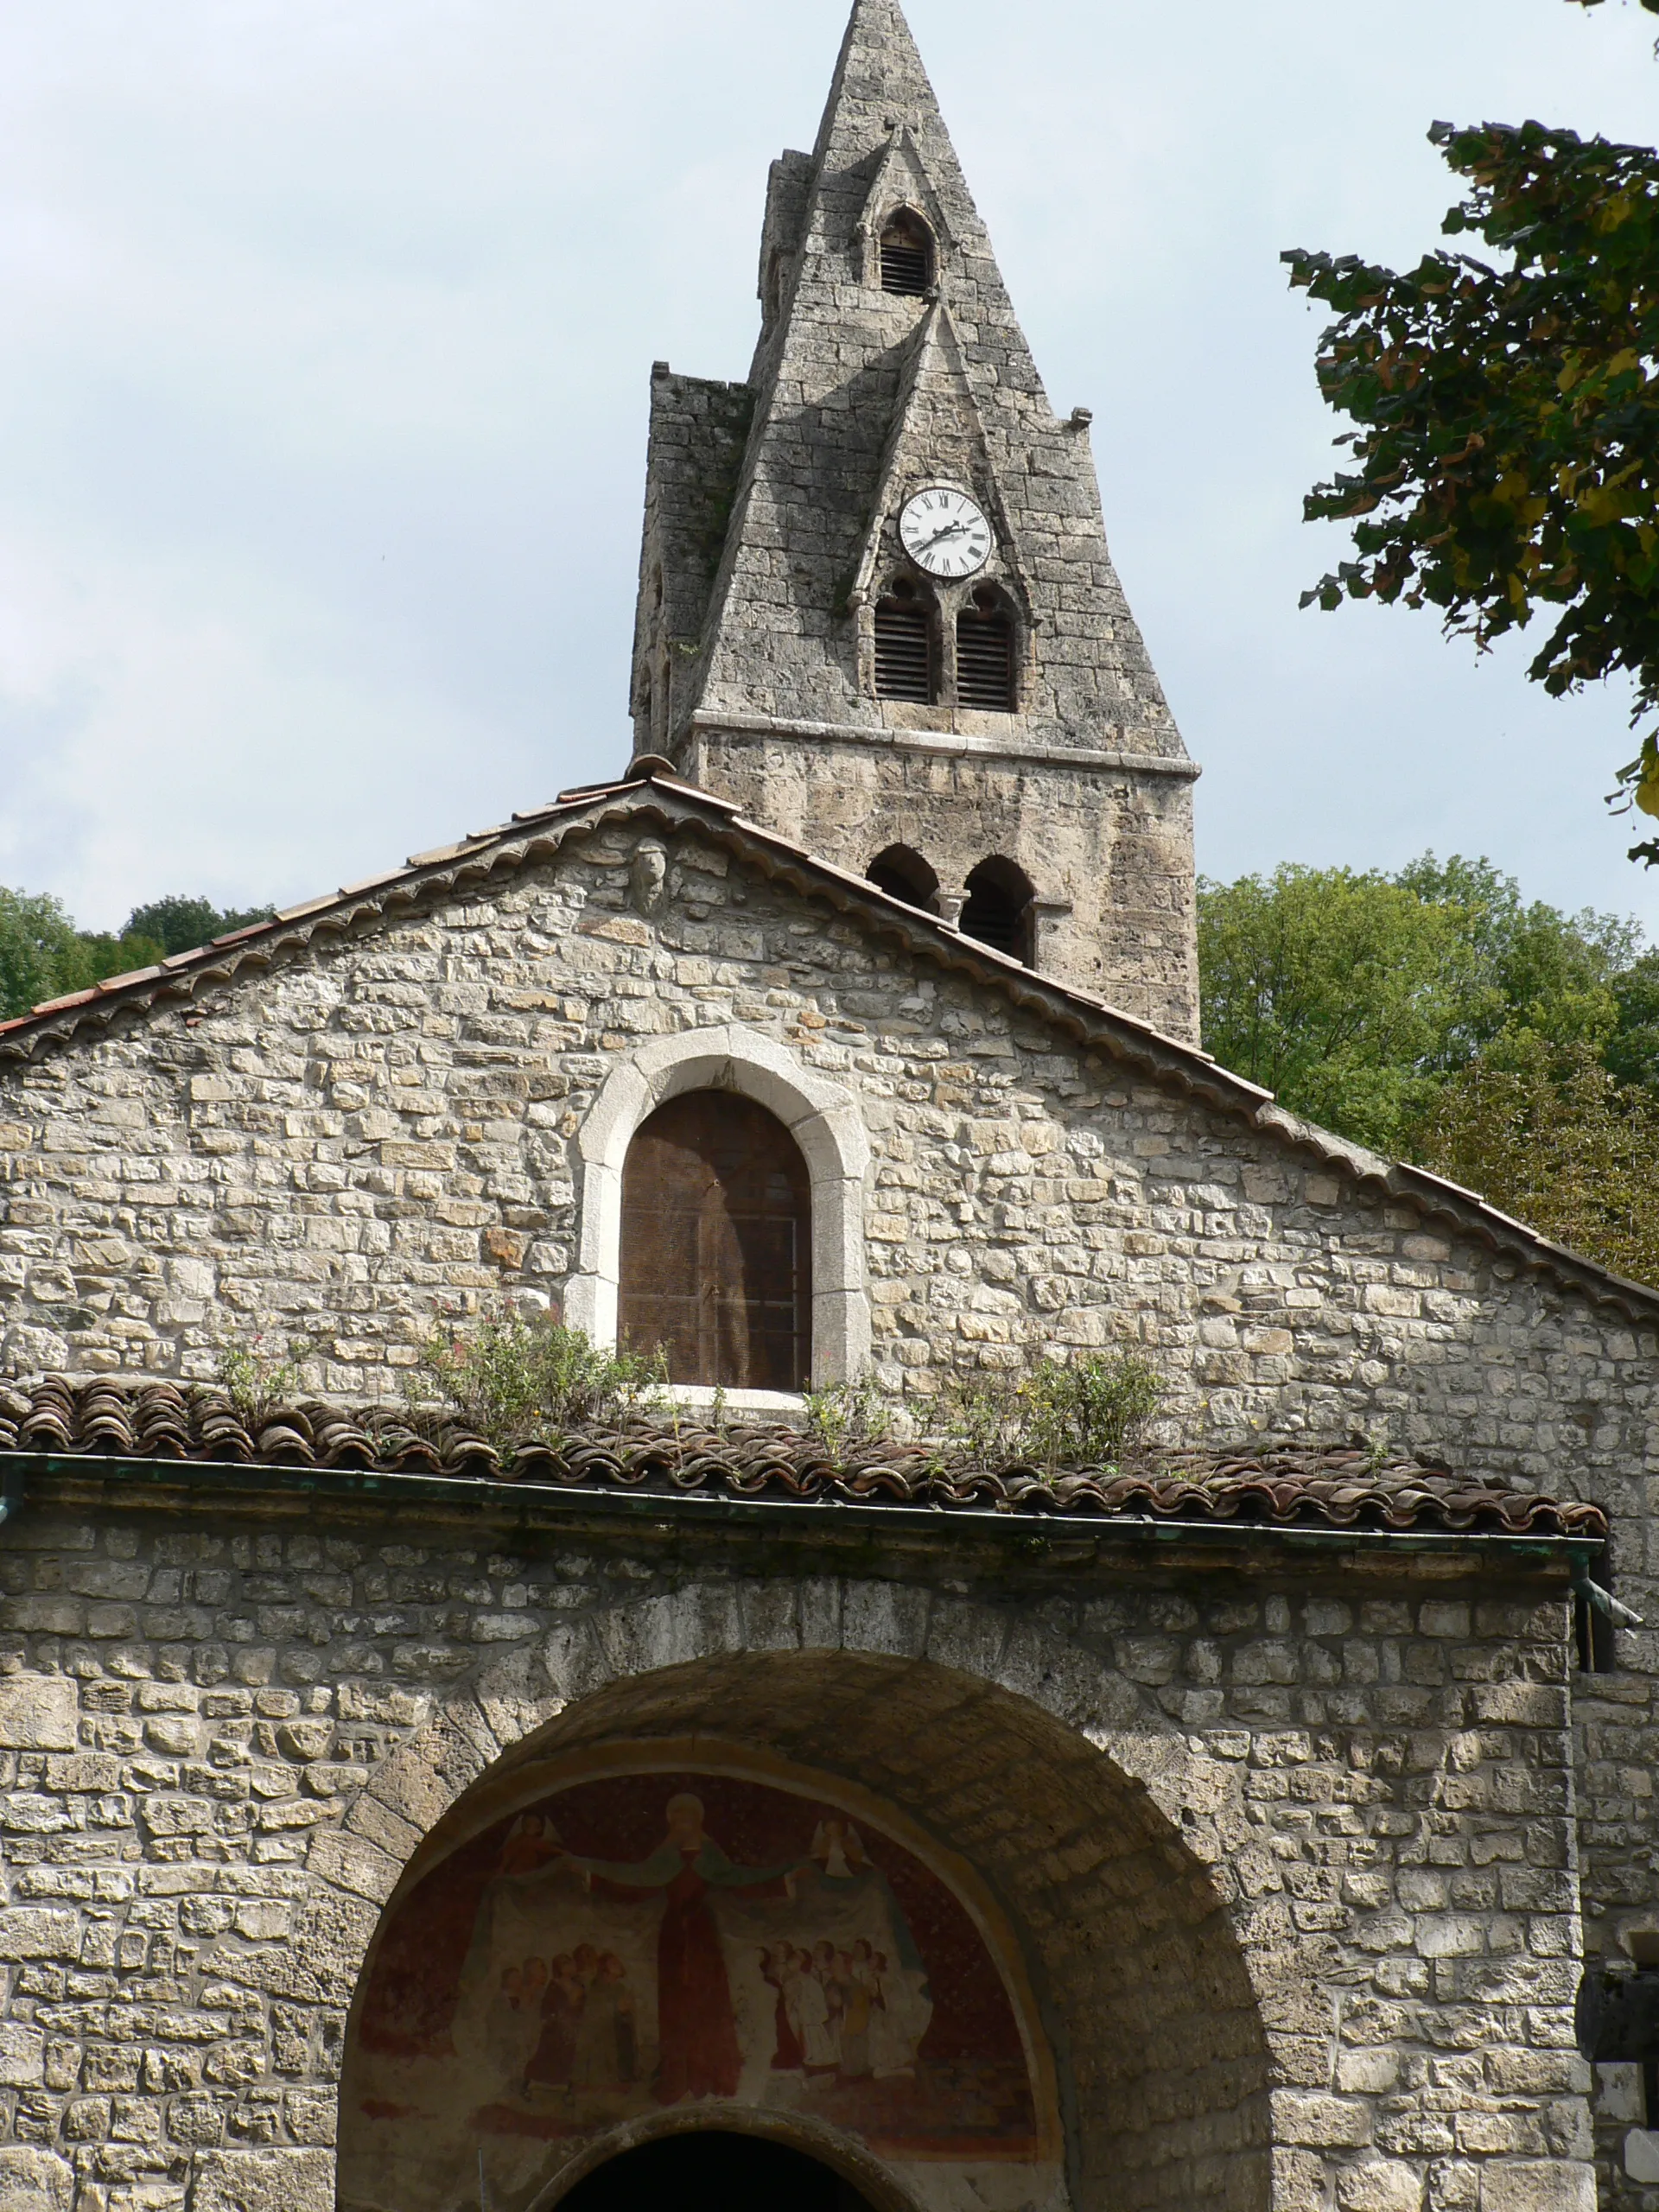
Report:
687,710,1202,779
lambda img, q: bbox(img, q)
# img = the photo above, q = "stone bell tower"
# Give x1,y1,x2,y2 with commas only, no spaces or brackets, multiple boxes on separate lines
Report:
629,0,1200,1039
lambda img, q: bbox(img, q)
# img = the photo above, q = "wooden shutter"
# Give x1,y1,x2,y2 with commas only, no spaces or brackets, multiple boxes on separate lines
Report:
874,596,934,702
957,603,1015,711
620,1093,813,1391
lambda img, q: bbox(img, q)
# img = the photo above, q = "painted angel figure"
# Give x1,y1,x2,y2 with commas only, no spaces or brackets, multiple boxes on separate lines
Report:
809,1817,871,1880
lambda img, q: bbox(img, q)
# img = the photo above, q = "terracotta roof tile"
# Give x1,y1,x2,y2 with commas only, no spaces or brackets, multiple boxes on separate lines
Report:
0,1378,1607,1539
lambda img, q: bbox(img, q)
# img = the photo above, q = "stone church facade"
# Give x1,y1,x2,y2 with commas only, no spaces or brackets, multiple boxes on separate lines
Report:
0,10,1656,2212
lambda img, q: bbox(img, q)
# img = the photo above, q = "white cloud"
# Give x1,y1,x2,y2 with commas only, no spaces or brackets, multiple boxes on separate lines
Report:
0,0,1654,929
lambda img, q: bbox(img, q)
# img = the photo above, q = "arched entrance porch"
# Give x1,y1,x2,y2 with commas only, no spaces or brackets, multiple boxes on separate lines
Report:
334,1648,1271,2212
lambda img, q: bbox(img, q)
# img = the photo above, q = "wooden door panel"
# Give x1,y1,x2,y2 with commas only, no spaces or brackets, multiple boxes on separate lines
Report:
619,1092,813,1390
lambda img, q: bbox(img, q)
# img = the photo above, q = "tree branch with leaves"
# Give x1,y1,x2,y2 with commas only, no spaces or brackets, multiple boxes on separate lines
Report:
1285,116,1659,860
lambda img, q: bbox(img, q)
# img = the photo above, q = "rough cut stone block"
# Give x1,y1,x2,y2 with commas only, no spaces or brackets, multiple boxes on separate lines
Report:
0,2146,73,2212
0,1673,77,1750
0,1907,79,1961
0,2018,44,2085
192,2149,334,2212
1338,2157,1426,2212
1478,2163,1596,2212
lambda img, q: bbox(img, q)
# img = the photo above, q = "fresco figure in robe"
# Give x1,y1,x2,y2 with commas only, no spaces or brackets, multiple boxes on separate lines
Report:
543,1792,808,2103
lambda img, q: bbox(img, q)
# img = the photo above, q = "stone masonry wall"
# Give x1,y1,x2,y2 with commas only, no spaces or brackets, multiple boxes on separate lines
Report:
0,1491,1595,2212
683,728,1200,1028
0,818,1653,2201
0,822,1648,1499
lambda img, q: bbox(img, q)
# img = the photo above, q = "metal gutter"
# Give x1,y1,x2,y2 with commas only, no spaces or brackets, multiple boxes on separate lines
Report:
0,1450,1602,1574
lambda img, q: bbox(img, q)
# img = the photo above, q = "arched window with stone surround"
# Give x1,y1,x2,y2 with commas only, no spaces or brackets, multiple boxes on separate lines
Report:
620,1091,813,1391
879,208,935,296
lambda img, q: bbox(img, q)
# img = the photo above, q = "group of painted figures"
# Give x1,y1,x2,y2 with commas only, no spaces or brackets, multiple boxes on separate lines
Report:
469,1795,935,2108
759,1936,922,2081
491,1945,640,2098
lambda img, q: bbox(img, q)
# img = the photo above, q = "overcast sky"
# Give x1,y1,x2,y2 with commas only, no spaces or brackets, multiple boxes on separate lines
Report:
1,0,1656,937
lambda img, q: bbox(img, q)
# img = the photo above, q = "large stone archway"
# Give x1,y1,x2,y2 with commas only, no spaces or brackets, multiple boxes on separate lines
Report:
327,1592,1273,2212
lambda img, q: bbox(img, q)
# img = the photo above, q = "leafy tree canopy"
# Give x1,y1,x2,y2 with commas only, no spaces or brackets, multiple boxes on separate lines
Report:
0,890,273,1020
1199,866,1472,1151
124,896,275,958
1199,853,1659,1281
1284,115,1659,860
1199,854,1646,1147
1414,1038,1659,1288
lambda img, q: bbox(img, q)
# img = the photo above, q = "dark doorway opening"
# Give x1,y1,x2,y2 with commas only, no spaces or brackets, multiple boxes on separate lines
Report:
558,2131,877,2212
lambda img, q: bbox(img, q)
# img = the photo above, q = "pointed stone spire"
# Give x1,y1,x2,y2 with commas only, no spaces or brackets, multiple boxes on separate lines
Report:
629,0,1200,1036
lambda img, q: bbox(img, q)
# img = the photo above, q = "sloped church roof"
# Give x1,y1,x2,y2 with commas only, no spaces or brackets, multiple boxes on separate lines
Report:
1,765,1655,1327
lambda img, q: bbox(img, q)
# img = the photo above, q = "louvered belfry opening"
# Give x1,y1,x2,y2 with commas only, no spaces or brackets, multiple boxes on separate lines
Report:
620,1091,813,1392
957,588,1017,712
867,843,941,913
874,581,936,703
962,856,1037,965
880,208,934,296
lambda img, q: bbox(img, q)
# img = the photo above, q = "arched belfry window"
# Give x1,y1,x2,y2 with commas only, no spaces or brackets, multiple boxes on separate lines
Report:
868,844,941,914
957,586,1017,712
620,1091,812,1392
962,856,1036,965
880,208,935,296
874,579,936,703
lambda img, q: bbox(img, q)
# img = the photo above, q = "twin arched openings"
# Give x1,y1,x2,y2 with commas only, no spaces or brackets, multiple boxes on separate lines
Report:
874,582,1017,712
867,846,1036,966
620,1093,812,1393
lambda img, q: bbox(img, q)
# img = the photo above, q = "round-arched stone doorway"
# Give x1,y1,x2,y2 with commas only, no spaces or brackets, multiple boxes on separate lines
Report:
550,2126,880,2212
333,1647,1271,2212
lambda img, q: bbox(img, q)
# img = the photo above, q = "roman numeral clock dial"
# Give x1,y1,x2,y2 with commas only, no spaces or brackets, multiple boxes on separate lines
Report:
899,487,993,579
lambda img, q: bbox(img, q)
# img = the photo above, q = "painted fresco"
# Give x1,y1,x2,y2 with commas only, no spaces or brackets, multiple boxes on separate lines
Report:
347,1766,1039,2203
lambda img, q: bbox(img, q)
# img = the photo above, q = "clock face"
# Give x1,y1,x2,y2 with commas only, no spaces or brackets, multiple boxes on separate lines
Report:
899,486,993,579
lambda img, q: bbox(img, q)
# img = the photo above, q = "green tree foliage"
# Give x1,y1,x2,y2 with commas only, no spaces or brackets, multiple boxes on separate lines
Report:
0,888,274,1020
124,896,274,958
0,890,86,1020
1198,853,1649,1141
1284,118,1659,860
1199,854,1659,1282
1198,867,1473,1150
1413,1039,1659,1287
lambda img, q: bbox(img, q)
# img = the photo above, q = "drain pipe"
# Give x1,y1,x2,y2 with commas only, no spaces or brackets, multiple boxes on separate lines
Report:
1575,1564,1645,1627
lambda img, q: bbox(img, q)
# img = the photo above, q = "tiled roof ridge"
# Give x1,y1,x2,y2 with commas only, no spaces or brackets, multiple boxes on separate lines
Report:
0,772,1652,1324
0,1376,1609,1539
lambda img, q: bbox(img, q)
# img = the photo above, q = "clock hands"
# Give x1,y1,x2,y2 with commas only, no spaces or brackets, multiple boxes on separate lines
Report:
913,518,972,554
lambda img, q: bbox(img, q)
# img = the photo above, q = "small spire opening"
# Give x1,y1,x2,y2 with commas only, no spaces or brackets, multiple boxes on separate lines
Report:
880,208,935,297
